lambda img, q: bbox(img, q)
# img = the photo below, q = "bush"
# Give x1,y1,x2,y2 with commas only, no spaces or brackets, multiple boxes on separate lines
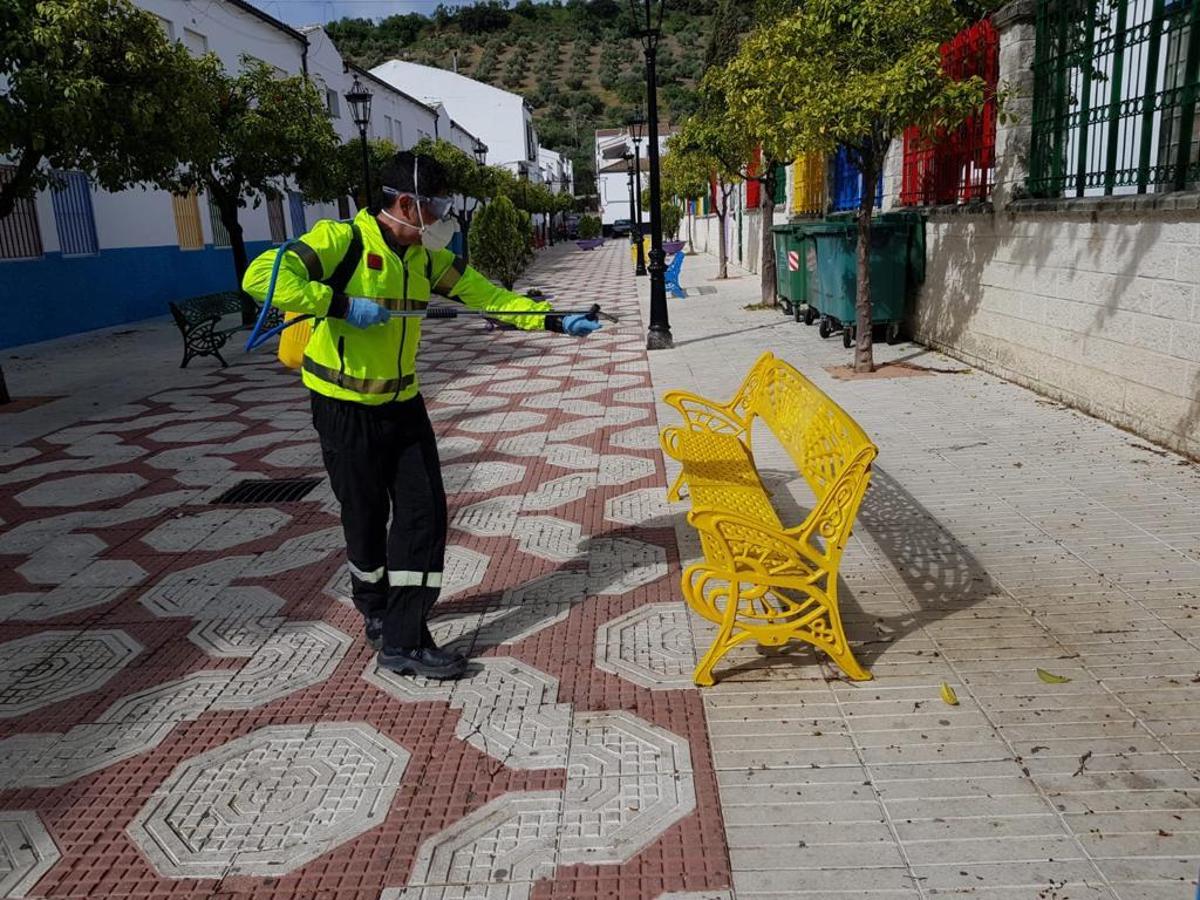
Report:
662,203,683,240
471,196,529,289
577,215,602,239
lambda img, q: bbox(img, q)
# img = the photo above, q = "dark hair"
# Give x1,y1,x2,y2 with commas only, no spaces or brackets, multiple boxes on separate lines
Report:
373,151,451,210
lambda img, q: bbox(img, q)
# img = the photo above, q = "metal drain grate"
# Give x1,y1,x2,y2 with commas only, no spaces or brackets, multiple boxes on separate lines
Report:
211,477,322,504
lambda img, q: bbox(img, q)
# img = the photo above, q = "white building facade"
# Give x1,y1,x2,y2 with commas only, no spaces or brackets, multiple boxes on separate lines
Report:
370,60,540,181
1,1,454,349
594,128,673,228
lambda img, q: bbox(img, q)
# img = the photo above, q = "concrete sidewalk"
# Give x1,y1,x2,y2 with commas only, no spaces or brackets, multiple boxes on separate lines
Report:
643,249,1200,899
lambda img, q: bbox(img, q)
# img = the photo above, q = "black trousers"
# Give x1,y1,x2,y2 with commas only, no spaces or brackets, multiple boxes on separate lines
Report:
311,391,447,650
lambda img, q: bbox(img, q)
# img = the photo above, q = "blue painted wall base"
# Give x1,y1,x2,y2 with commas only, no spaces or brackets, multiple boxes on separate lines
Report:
1,240,272,350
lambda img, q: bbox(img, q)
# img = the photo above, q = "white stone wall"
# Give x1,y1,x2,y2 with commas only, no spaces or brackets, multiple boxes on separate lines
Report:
914,210,1200,457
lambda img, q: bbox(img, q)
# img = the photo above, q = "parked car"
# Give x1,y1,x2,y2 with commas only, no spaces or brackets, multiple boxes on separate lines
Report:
565,215,582,238
610,218,634,238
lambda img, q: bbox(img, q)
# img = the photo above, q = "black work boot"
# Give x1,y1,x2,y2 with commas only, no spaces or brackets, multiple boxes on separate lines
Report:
377,645,467,680
364,616,384,651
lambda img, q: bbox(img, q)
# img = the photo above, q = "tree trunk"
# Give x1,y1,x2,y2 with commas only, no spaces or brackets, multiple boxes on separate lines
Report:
760,167,778,307
214,189,253,326
715,210,728,279
686,205,694,254
0,149,41,222
0,363,10,405
855,155,877,374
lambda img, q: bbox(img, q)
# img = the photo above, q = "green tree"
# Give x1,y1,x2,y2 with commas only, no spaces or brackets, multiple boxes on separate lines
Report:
670,121,740,278
0,0,215,220
470,195,528,289
338,138,400,212
718,0,994,371
413,137,499,261
174,59,342,316
661,136,712,253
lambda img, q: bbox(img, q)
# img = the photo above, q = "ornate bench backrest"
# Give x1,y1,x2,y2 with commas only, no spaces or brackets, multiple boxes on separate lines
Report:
743,353,875,504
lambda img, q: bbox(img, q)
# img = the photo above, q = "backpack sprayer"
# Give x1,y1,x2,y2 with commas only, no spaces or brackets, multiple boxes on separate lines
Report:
245,239,618,355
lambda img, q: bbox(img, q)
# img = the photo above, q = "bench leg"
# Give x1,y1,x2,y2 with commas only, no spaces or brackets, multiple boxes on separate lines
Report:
685,572,754,687
666,471,687,503
810,608,872,682
180,349,192,369
213,348,229,368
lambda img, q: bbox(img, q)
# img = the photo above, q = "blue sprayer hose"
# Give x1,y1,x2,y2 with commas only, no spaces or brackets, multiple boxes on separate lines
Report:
244,239,311,352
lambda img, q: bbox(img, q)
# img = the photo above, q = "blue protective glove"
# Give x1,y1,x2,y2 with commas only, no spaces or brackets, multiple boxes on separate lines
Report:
562,314,602,337
345,297,391,328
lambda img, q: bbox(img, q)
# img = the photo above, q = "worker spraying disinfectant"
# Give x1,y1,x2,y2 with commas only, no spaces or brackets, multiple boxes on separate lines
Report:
242,151,606,681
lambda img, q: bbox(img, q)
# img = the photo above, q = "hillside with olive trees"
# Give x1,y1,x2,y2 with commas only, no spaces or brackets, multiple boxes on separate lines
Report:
326,0,754,197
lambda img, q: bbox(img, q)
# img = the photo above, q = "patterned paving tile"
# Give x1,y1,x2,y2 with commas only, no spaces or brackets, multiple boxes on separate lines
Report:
140,508,292,552
595,604,697,690
384,793,561,899
604,487,675,527
15,472,147,508
0,629,142,718
0,811,60,898
366,657,571,770
587,536,669,595
127,723,409,877
513,516,583,561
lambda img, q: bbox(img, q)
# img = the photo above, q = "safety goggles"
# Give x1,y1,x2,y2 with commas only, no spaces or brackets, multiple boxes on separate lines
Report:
381,186,454,221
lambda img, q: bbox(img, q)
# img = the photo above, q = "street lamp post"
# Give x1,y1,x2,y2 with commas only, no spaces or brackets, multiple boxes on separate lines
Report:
344,76,373,209
629,113,647,277
622,151,636,246
627,0,671,349
473,139,489,167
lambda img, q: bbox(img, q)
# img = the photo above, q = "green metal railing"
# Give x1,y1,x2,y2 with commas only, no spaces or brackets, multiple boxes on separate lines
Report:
1030,0,1200,197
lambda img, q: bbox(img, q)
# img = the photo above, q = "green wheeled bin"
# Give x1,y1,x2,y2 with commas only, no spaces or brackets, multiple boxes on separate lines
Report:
771,225,797,318
810,219,912,348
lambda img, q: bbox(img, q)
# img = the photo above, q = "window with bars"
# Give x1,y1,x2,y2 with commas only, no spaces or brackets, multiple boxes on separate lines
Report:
901,17,999,205
1030,0,1200,198
266,194,287,243
791,153,827,216
208,195,231,248
51,171,99,256
0,166,43,260
831,146,885,212
288,191,307,236
172,191,204,250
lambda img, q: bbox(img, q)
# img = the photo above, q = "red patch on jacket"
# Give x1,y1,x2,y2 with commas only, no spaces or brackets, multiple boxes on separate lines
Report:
367,253,383,270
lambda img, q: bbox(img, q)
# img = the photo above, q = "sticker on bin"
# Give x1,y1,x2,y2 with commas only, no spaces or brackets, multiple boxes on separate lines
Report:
787,250,800,271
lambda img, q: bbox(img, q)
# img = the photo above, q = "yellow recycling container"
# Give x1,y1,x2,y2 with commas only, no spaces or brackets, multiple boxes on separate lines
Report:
629,234,650,265
277,312,312,370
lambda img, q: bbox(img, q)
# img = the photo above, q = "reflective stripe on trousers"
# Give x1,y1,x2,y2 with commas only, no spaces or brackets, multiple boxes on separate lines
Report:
388,570,443,588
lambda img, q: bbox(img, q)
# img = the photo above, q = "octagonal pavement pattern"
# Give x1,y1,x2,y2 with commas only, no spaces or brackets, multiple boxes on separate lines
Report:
0,242,728,898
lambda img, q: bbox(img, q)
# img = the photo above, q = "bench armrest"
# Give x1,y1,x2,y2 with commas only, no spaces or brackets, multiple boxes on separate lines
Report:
663,390,750,438
687,508,824,581
789,448,876,564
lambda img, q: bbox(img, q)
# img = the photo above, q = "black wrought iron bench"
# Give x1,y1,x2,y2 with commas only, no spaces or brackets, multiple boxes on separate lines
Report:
168,292,280,368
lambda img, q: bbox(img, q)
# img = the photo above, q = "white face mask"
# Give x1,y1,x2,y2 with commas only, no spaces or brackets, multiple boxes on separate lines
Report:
419,216,458,251
379,157,457,251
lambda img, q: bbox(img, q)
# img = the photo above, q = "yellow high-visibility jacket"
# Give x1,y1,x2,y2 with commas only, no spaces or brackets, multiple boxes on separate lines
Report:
243,208,550,405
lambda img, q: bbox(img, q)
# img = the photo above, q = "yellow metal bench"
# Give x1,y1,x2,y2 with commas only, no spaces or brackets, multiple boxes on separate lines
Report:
659,351,878,686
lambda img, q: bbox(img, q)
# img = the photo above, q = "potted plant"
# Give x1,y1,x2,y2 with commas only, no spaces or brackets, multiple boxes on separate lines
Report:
576,215,603,250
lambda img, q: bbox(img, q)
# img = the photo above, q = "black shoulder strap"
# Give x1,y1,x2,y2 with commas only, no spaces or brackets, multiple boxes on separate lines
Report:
322,223,362,295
